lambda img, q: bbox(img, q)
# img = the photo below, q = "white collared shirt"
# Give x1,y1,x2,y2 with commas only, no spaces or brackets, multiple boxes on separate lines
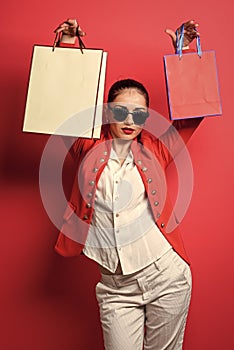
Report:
83,148,171,275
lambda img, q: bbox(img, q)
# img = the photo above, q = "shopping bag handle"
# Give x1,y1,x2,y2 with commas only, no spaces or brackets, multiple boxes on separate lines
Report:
52,26,86,53
176,23,202,59
75,27,86,54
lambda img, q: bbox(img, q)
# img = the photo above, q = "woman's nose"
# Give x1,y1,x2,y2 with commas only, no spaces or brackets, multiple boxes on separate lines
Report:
124,113,134,125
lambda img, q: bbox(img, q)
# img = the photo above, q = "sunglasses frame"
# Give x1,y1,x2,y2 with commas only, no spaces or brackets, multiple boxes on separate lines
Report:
108,105,149,125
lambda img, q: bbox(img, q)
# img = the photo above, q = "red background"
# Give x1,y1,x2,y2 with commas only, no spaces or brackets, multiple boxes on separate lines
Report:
1,1,234,349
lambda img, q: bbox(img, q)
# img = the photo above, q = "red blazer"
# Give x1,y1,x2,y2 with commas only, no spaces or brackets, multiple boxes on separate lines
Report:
55,119,202,264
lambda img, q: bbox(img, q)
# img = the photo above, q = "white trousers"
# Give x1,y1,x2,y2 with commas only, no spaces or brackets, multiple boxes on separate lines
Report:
95,249,192,350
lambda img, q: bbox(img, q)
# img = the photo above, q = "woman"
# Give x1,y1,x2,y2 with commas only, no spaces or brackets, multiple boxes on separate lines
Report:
54,18,202,350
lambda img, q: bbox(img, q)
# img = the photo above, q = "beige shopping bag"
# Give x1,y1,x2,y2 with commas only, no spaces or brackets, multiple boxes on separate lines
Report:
23,45,107,138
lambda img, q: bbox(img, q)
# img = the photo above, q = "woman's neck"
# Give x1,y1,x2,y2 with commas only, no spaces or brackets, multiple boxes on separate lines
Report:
112,138,132,162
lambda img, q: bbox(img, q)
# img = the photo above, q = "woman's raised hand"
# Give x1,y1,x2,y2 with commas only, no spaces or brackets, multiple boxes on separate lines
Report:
165,19,200,50
54,18,85,43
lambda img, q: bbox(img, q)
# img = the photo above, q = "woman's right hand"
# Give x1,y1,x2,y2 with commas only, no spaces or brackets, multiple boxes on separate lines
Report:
54,18,86,44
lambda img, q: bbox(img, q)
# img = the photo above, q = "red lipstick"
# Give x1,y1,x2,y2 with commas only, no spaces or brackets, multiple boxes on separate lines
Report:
122,128,134,135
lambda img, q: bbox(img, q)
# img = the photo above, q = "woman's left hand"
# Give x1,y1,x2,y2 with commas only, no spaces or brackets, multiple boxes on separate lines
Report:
165,19,200,50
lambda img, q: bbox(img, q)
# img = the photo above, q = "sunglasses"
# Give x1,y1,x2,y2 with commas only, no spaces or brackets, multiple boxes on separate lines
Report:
108,105,149,125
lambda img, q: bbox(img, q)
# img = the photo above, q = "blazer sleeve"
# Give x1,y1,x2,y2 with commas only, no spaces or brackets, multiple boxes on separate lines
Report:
157,117,203,167
58,39,79,48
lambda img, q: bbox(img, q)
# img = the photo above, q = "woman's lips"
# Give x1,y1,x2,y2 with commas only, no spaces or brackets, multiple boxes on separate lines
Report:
122,128,134,135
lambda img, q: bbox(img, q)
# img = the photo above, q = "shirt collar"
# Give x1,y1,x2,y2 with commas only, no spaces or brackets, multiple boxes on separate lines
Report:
110,147,134,164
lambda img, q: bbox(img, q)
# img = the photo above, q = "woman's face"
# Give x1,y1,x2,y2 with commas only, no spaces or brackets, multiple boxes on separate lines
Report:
108,88,148,140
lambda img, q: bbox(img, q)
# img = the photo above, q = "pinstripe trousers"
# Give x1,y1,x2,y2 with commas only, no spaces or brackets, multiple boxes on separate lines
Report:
95,248,192,350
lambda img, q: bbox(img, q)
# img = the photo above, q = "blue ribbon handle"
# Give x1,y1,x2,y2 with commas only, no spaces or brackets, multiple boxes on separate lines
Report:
176,23,202,58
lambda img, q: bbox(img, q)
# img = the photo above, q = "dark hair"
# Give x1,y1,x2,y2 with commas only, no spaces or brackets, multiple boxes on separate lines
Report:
107,78,149,107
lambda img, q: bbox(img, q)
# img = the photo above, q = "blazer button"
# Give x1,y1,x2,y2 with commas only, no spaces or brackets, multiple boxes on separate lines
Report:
103,151,108,155
142,167,147,172
93,167,98,173
137,160,142,165
86,203,92,208
87,192,92,198
161,223,165,228
154,201,159,206
83,215,88,220
151,190,157,195
100,158,105,163
89,180,95,186
147,178,152,183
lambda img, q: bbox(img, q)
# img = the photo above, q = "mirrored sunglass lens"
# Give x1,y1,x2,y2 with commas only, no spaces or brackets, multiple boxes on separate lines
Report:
110,107,149,124
132,111,148,125
112,108,128,121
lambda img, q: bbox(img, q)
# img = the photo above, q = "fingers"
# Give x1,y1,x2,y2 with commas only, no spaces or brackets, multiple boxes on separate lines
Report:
173,19,200,47
77,26,86,37
165,19,200,50
165,28,177,42
183,19,200,37
165,20,199,41
54,18,86,37
182,19,200,47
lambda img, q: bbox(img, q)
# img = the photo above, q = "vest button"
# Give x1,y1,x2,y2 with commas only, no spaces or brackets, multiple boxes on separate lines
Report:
161,223,165,228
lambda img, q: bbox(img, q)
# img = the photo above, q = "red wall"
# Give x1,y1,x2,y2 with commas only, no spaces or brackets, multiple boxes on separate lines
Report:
1,1,234,349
